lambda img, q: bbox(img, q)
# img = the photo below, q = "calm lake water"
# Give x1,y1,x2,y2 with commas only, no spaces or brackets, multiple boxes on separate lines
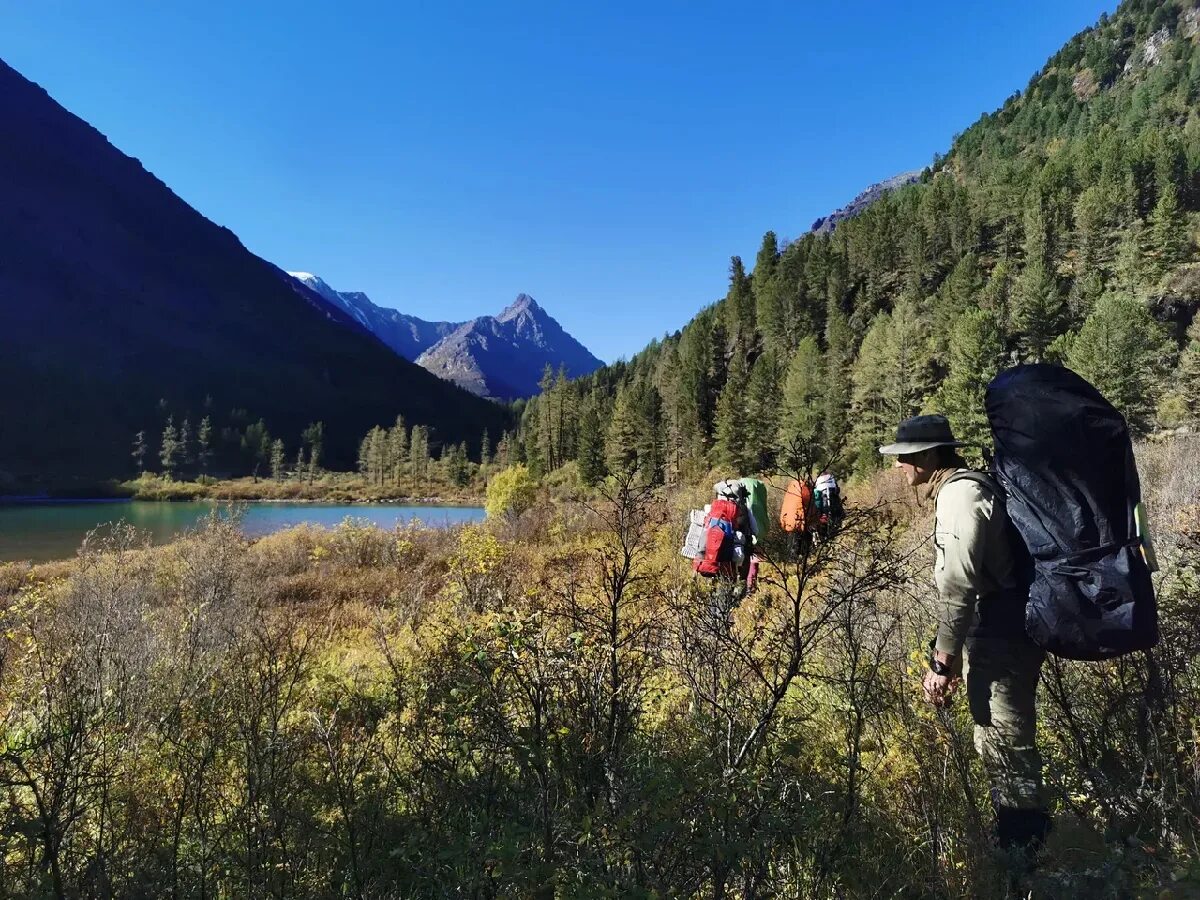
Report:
0,501,486,563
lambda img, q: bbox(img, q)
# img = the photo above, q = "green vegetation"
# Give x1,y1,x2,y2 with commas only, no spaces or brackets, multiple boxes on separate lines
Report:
485,464,537,519
2,439,1198,897
513,0,1200,486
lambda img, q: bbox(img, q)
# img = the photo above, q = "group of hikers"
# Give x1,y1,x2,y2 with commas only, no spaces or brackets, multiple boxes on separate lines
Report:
680,363,1161,875
682,470,843,592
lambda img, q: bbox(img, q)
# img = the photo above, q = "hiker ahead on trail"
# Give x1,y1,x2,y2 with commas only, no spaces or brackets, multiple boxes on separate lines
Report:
880,414,1051,860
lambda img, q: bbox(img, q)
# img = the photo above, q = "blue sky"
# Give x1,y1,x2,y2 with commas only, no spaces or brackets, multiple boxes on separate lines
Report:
4,1,1118,363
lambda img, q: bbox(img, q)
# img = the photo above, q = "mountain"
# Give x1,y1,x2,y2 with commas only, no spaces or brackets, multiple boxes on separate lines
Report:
288,272,460,361
286,274,605,401
809,170,923,234
514,0,1200,483
0,58,509,485
415,294,605,400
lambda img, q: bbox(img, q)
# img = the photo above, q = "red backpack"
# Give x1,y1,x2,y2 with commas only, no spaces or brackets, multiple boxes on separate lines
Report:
693,497,739,577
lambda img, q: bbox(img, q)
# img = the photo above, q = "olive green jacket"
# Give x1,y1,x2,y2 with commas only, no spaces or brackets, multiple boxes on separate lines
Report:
930,468,1019,657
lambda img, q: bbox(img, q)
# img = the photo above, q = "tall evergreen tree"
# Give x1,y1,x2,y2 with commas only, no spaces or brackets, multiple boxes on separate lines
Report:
713,350,753,472
576,400,607,486
270,438,286,482
160,417,180,478
822,293,853,451
743,351,780,472
1150,181,1188,275
197,416,213,475
605,384,642,477
302,421,324,484
1067,292,1172,433
777,335,823,451
753,232,784,352
179,418,193,470
938,308,1005,457
1176,316,1200,425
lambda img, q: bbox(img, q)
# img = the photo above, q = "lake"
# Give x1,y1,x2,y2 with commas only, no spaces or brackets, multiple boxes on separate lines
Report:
0,500,487,563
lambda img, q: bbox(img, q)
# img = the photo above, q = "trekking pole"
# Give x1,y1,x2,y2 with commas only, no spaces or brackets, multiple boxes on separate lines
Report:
934,703,986,840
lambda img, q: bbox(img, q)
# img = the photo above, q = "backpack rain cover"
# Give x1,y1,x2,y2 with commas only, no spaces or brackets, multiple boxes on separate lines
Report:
986,364,1158,660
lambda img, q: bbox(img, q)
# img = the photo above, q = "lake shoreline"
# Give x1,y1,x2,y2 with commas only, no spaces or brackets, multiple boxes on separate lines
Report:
0,499,487,564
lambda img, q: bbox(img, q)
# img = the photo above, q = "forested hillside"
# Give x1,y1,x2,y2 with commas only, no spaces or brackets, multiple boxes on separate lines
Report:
516,0,1200,483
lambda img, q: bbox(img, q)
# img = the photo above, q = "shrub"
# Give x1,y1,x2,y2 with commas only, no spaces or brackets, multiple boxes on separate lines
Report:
485,464,537,520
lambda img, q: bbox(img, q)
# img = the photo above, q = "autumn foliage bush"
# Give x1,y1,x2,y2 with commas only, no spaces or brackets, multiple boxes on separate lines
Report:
0,440,1198,897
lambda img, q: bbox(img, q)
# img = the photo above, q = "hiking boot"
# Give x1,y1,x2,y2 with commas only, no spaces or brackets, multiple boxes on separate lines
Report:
994,806,1052,872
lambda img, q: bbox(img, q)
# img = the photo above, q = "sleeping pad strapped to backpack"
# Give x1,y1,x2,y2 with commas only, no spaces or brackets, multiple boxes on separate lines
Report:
986,364,1158,661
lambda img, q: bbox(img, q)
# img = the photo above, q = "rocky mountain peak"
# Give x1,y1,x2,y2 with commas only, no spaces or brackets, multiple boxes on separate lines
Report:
496,293,542,322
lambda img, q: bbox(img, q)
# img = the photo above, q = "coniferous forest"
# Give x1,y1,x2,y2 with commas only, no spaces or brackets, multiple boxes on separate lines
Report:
514,0,1200,485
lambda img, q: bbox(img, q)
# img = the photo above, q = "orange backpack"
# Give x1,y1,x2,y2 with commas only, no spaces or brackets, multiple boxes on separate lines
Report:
779,479,813,533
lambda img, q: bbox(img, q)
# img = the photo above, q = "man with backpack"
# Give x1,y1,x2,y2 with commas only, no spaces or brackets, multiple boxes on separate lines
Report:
880,414,1052,863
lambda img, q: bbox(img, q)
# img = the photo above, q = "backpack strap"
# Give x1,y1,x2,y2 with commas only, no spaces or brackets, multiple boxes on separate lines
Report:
944,469,1003,498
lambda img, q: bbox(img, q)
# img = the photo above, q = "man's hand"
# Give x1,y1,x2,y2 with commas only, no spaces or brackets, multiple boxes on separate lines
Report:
922,651,959,707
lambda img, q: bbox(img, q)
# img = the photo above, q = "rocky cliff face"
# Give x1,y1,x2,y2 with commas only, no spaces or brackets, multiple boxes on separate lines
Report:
809,170,924,234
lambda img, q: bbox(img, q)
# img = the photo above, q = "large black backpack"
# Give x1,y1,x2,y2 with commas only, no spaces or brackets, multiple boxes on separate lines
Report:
986,364,1158,661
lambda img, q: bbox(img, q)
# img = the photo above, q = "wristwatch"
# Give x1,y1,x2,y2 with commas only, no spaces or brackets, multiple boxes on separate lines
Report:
928,654,952,677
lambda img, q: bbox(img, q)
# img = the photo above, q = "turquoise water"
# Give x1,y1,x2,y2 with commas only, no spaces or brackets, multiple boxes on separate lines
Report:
0,501,486,563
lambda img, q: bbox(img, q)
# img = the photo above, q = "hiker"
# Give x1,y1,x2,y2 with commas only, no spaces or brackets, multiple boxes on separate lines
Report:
780,476,815,557
813,470,843,539
880,414,1051,862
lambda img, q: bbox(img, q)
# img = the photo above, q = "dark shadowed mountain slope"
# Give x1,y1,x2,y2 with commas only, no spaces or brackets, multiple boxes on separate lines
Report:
415,294,605,400
0,58,508,485
288,272,460,361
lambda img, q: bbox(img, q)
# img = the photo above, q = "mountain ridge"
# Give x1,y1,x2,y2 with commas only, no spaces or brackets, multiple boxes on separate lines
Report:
0,57,508,483
288,275,604,400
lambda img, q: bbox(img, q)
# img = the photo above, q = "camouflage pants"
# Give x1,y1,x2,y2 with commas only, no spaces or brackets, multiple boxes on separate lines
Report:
963,636,1046,810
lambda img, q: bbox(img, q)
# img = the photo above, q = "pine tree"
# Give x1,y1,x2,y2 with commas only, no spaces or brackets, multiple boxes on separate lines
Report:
938,308,1005,457
605,385,642,477
576,400,607,486
1067,292,1172,433
270,438,286,482
480,428,491,466
1115,218,1152,292
160,417,180,478
822,294,853,451
410,425,429,479
743,351,779,472
1176,317,1200,424
713,350,753,472
132,431,147,474
294,446,306,480
302,422,324,484
753,232,784,352
197,416,213,475
777,335,823,451
388,416,409,483
723,257,756,348
1014,202,1063,361
1150,181,1188,274
179,418,193,471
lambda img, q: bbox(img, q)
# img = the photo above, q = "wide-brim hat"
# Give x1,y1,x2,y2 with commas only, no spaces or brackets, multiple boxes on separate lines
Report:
878,414,966,456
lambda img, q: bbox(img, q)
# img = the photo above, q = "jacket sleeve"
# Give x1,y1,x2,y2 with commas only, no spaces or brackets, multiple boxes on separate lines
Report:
933,481,993,657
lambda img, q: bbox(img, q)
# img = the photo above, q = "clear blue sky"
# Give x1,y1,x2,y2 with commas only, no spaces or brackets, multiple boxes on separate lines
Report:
4,1,1118,363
